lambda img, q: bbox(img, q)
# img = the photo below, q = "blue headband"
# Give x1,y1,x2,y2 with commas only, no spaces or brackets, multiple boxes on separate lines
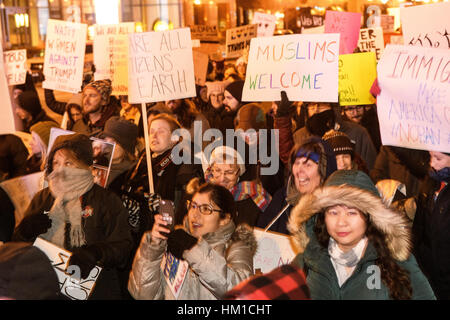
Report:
295,148,320,164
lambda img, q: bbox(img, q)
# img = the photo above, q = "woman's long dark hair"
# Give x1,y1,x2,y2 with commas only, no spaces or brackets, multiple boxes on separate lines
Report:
314,211,413,300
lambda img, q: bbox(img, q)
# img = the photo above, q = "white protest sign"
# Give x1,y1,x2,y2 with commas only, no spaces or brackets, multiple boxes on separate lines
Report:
43,19,87,93
0,44,16,134
357,27,384,61
0,171,45,226
301,25,325,34
225,24,257,58
160,251,189,299
193,50,209,86
377,44,450,153
94,23,135,95
253,228,299,274
401,2,450,50
253,12,276,37
128,28,196,103
242,33,339,102
3,49,27,85
33,237,102,300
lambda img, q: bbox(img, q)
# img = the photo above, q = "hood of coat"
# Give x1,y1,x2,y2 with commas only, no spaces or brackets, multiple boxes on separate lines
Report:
287,184,412,261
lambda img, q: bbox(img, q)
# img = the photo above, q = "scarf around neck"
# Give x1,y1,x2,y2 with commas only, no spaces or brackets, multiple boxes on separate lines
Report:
328,236,368,287
42,166,94,249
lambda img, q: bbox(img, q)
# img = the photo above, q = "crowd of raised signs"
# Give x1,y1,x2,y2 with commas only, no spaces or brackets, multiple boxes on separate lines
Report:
0,5,449,301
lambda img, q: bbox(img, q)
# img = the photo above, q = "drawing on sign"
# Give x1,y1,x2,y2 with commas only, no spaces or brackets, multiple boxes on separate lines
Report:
253,12,277,38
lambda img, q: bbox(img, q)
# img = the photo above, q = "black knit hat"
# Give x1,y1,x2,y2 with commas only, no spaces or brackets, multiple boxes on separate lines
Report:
322,129,354,157
17,90,42,117
225,80,245,103
100,116,138,155
46,133,93,175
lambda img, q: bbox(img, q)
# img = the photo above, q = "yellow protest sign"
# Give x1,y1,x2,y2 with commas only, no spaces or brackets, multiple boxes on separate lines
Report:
338,52,377,106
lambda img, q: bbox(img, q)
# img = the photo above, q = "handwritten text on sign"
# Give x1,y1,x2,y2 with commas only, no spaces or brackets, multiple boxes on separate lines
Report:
325,11,362,54
242,33,340,102
226,24,257,58
3,49,27,85
377,44,450,153
0,44,16,134
339,52,377,106
401,2,450,50
128,28,196,103
43,19,87,93
357,27,384,61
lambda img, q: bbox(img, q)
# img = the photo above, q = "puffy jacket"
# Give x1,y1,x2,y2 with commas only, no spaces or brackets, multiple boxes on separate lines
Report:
128,221,257,300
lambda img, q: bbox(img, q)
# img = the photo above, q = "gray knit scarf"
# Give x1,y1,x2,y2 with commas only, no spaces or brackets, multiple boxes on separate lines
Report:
41,166,94,249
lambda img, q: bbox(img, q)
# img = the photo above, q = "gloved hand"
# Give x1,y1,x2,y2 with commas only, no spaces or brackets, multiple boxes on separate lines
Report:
167,229,198,260
16,213,52,240
122,193,141,228
144,193,161,214
275,91,292,118
68,245,102,280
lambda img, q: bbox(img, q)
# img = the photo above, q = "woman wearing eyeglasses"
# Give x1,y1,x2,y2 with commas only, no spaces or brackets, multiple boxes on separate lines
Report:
128,181,257,300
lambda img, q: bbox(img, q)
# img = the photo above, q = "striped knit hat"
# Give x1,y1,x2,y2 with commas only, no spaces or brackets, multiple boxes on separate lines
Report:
83,79,112,104
322,129,354,157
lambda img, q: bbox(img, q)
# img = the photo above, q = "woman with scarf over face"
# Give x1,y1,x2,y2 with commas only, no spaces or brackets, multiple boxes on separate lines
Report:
12,133,133,299
412,151,450,300
256,137,337,235
288,170,435,300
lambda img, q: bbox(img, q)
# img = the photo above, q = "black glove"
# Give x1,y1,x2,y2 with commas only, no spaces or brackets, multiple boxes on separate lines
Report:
16,213,52,240
68,245,102,280
167,229,198,260
275,91,292,118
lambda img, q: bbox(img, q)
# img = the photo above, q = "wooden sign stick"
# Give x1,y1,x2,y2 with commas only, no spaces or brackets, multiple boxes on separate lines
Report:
141,102,154,194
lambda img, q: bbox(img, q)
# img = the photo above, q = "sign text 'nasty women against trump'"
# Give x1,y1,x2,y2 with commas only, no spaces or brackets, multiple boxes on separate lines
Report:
242,33,340,102
128,28,196,103
377,44,450,153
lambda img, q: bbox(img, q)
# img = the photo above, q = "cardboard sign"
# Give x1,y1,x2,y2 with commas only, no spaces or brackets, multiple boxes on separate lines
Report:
43,19,87,93
325,11,362,54
253,228,298,274
160,251,189,299
190,25,219,42
253,12,276,38
357,27,384,61
193,50,209,86
225,24,257,58
377,44,450,153
301,25,325,34
128,28,196,103
3,49,27,85
93,23,135,95
339,52,377,106
33,237,102,300
242,33,340,102
0,44,16,134
401,2,450,50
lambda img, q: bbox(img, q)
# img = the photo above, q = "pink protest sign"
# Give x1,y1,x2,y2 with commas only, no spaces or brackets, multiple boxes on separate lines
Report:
325,11,362,54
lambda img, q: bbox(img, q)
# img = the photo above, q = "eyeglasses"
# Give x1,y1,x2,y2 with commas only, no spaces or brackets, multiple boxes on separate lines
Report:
344,106,364,112
187,200,223,215
211,167,239,179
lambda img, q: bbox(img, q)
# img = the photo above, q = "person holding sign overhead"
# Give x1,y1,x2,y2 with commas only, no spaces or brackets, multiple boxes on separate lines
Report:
128,180,256,300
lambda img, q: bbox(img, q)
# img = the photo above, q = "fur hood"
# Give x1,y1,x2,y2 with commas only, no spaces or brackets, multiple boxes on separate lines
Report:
287,184,412,261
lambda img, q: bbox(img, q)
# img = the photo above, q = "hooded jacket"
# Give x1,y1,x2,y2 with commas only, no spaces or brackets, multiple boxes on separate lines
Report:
128,221,257,300
287,171,435,300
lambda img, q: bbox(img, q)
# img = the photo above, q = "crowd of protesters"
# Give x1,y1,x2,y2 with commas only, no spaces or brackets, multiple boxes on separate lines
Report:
0,47,448,302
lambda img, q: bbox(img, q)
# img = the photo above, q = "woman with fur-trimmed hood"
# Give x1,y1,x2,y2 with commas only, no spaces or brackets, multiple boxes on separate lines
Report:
288,170,435,300
128,180,257,300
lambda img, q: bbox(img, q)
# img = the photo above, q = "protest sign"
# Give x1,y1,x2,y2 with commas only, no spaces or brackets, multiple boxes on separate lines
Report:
298,8,324,31
193,50,209,86
128,28,196,103
33,237,102,300
43,19,87,93
302,25,325,34
0,44,16,134
377,44,450,153
3,49,27,85
376,15,395,33
0,171,45,226
357,27,384,61
160,251,189,299
339,52,377,106
325,11,362,54
94,22,134,95
190,25,219,42
401,2,450,50
252,12,276,38
253,228,299,274
225,24,257,58
242,33,340,102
